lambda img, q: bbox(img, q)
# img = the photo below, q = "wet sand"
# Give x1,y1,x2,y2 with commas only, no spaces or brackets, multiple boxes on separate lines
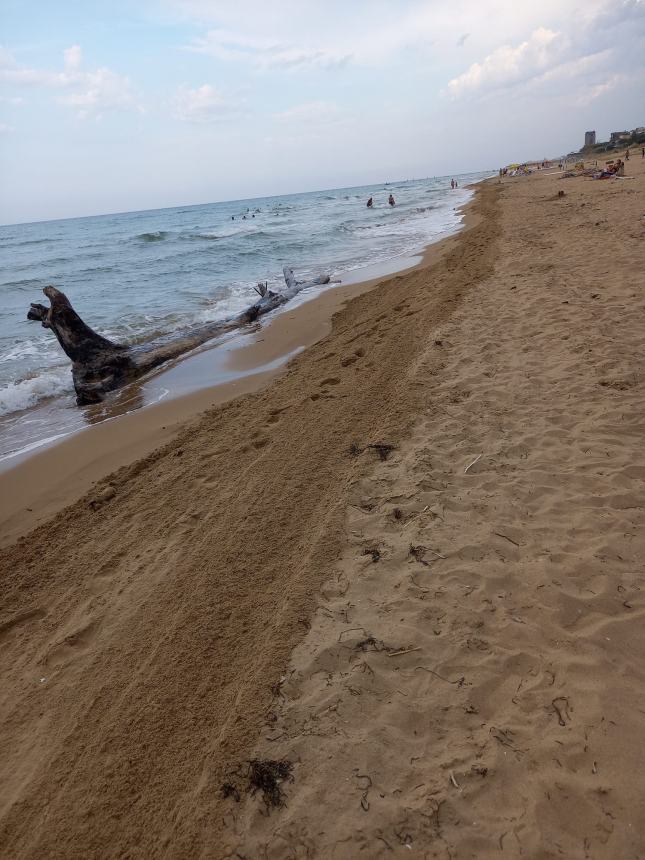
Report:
2,161,645,858
0,235,456,546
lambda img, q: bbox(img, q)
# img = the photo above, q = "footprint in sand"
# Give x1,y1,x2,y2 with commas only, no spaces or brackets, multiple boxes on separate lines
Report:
266,404,292,425
44,621,98,669
94,550,127,578
319,377,341,387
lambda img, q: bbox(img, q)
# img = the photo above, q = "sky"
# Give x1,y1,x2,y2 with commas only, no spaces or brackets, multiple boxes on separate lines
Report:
1,0,644,224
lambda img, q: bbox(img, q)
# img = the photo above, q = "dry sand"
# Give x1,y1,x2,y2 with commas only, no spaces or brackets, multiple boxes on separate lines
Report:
2,159,645,859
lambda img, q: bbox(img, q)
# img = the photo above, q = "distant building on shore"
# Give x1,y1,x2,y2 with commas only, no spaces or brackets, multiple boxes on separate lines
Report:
578,125,645,153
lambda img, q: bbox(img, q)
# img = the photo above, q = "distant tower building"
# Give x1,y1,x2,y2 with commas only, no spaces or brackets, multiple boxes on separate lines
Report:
584,130,596,147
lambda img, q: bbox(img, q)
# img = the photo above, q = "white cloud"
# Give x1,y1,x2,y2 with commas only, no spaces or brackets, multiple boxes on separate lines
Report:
578,73,628,105
0,122,14,133
187,28,351,70
447,27,565,98
171,84,244,121
63,45,83,72
532,49,610,85
172,0,600,71
446,0,645,100
0,45,138,116
59,68,138,116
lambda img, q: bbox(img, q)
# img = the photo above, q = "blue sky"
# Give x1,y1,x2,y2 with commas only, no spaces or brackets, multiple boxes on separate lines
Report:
1,0,644,223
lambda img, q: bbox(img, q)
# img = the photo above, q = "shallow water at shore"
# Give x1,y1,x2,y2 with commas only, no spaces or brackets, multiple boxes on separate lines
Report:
0,172,490,461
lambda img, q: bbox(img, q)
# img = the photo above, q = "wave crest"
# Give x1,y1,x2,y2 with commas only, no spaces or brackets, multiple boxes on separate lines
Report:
136,231,169,242
0,368,72,417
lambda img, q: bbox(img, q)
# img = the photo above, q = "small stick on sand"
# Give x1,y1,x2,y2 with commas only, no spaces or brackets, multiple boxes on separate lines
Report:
494,532,520,547
387,647,421,658
415,666,466,685
464,453,483,474
449,771,460,789
402,506,429,530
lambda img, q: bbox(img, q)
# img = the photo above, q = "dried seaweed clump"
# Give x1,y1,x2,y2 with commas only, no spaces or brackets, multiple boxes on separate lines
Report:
247,758,294,809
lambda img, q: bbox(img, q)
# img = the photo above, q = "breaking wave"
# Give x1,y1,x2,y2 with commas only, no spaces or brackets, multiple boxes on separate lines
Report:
0,367,73,417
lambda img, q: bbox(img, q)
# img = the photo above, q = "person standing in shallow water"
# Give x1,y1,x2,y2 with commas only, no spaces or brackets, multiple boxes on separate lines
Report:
366,197,373,208
388,193,395,206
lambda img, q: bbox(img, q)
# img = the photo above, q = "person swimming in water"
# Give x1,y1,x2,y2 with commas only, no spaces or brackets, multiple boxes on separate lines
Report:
388,193,395,206
367,196,373,208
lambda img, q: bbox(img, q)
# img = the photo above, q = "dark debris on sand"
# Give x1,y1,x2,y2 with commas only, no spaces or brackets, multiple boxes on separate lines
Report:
220,759,294,811
247,759,294,809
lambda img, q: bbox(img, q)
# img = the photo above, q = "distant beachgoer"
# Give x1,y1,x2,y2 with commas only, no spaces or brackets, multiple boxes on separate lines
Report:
388,194,395,206
625,149,630,160
601,158,624,178
455,180,458,188
367,197,373,208
642,147,645,158
231,216,235,220
450,179,454,189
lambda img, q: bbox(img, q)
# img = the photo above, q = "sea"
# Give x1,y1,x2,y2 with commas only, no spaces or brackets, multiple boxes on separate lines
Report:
0,171,491,463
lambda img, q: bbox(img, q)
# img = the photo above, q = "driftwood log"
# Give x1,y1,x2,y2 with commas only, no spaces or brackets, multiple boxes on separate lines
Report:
28,267,333,405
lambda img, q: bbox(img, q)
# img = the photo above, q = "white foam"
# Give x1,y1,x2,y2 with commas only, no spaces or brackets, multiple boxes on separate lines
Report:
0,368,73,417
0,342,42,363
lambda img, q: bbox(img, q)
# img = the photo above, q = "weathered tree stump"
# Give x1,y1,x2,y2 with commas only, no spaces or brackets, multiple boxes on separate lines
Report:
28,267,333,405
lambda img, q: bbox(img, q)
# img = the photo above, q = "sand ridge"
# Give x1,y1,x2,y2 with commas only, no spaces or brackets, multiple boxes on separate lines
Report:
0,183,500,857
225,161,645,858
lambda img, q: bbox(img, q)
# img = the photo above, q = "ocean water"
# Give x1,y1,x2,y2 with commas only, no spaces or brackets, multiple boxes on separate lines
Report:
0,172,490,461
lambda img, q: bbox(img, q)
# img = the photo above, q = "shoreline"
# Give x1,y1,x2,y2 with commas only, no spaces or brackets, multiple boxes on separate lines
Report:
1,173,486,445
0,196,477,546
5,161,645,856
0,176,502,858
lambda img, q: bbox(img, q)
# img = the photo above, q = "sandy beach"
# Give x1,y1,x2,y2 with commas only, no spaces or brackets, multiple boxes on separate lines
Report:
2,157,645,859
